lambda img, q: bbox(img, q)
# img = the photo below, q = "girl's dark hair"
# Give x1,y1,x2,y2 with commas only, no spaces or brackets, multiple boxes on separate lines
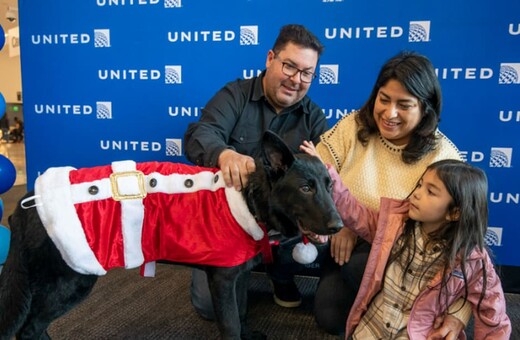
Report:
272,24,324,58
356,51,442,164
391,159,495,326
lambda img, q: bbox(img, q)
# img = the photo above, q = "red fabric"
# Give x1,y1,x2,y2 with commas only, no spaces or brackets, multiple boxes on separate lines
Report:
258,223,273,264
68,162,265,270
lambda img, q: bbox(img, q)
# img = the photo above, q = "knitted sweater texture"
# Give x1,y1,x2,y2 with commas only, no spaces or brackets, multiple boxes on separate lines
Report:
316,112,462,210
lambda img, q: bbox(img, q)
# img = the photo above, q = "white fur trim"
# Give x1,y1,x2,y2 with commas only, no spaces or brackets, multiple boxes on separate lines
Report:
70,178,111,203
145,169,225,194
35,167,107,275
225,186,264,241
292,242,318,265
111,161,145,269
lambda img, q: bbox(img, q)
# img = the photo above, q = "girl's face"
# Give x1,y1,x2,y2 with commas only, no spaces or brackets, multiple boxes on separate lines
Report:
373,79,422,146
408,169,455,233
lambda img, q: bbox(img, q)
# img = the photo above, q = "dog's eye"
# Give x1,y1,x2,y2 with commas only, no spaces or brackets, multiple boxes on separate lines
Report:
300,185,311,193
325,178,333,192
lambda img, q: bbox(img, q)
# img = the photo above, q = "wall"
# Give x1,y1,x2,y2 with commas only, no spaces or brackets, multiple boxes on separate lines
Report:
17,0,520,266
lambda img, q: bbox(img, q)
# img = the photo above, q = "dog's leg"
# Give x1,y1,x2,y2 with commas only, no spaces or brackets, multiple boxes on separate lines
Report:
206,265,242,340
236,265,266,340
205,254,264,340
236,269,250,334
17,235,98,340
16,273,97,340
0,200,36,339
0,227,32,339
1,200,98,340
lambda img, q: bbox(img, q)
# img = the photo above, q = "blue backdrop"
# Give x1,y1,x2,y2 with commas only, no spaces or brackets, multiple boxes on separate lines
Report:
18,0,519,265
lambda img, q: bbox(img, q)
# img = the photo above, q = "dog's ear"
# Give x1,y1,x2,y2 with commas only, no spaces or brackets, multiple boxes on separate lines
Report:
262,131,295,172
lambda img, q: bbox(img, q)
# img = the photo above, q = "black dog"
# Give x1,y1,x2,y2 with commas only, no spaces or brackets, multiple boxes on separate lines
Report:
0,131,343,340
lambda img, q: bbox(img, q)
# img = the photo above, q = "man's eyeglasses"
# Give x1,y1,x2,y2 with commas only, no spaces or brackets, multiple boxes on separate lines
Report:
275,55,316,83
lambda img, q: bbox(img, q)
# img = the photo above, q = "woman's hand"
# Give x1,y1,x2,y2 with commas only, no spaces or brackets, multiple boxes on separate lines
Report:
330,228,357,266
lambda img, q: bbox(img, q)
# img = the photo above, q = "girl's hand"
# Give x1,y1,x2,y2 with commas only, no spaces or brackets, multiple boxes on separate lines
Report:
427,314,464,340
300,141,324,163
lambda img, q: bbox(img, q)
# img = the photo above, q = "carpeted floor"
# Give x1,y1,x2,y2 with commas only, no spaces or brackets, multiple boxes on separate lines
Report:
43,264,520,340
47,265,339,340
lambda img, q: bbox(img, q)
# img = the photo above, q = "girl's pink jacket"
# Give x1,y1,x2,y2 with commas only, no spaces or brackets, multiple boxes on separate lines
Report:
327,166,511,339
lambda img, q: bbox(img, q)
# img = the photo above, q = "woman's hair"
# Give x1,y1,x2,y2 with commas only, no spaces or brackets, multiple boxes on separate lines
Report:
356,51,442,164
271,24,324,59
391,159,494,325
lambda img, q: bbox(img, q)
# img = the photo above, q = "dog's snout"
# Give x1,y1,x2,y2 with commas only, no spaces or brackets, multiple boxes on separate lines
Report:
328,226,343,234
327,220,343,235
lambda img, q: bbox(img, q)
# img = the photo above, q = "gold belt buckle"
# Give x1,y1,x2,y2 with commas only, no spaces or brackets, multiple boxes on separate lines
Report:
110,171,147,201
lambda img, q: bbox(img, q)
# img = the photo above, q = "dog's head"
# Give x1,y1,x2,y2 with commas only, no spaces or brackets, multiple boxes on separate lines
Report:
246,131,343,239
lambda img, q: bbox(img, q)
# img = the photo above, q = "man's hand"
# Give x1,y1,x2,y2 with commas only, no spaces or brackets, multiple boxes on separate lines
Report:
218,149,256,191
427,314,465,340
330,228,357,265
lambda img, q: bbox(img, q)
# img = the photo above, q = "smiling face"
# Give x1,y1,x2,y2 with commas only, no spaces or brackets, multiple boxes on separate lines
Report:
408,169,455,233
373,79,423,146
263,42,318,113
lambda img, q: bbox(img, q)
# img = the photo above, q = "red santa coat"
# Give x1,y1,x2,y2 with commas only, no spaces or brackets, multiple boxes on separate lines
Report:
31,160,267,276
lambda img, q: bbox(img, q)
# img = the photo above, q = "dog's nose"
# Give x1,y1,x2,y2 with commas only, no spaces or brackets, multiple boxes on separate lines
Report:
327,220,343,234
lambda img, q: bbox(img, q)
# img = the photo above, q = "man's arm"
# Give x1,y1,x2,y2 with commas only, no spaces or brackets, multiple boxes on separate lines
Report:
184,80,256,190
184,82,244,168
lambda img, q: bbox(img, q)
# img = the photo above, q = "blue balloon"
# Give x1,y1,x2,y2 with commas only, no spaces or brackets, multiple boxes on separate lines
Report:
0,92,5,119
0,154,16,194
0,225,10,265
0,24,5,51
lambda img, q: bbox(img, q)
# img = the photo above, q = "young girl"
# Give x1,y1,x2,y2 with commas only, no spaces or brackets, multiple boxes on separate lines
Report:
302,141,511,339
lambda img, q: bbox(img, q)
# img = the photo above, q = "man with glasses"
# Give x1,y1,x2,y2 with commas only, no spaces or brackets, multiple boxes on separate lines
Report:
184,24,328,319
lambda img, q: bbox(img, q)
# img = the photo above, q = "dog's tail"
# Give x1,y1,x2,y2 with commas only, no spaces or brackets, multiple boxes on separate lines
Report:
0,199,33,338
